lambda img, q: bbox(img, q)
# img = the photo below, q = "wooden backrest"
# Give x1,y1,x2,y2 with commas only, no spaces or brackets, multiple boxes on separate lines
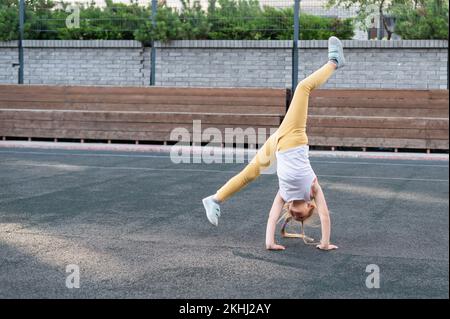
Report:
309,89,449,118
0,85,288,143
304,89,449,150
1,85,448,150
0,85,287,115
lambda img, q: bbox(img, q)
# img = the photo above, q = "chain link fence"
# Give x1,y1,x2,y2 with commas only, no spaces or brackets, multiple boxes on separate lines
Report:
26,1,152,40
1,0,448,42
8,0,356,41
2,0,447,85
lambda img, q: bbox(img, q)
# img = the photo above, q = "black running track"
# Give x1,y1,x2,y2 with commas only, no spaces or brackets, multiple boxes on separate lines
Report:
0,147,448,298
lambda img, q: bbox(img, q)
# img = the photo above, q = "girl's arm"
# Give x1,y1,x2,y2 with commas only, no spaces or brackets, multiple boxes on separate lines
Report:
265,191,286,250
312,181,338,251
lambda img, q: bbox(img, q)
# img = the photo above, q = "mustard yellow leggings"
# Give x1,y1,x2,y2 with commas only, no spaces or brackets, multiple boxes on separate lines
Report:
215,63,335,202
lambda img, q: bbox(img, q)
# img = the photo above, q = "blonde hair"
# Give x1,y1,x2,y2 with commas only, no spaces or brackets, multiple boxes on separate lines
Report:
278,200,320,226
277,200,321,244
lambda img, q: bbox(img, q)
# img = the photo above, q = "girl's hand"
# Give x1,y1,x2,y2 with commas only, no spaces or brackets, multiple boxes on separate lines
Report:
266,243,286,251
316,243,338,251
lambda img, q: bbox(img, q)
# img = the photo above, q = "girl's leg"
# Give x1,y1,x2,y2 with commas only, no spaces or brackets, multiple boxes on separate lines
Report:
277,62,336,152
204,37,344,226
215,131,278,202
214,62,336,203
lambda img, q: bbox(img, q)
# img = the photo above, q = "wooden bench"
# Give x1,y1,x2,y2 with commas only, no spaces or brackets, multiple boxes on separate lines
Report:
306,89,449,151
1,85,448,152
0,85,287,145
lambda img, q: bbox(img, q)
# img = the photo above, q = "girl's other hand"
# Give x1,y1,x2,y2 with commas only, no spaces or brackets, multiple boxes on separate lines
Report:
266,243,286,251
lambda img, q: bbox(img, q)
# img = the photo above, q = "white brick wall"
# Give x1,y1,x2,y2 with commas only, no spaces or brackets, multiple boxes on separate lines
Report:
0,46,18,84
0,40,447,89
22,47,148,86
156,48,292,87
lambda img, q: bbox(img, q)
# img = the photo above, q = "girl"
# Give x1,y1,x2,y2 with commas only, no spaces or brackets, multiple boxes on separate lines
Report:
203,36,345,251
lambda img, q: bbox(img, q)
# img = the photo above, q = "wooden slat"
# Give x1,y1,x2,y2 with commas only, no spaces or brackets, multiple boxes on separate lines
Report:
308,116,448,130
0,128,171,140
309,107,449,118
0,120,279,133
2,123,445,142
430,90,449,100
0,101,285,114
0,128,269,142
0,93,285,107
0,85,287,98
0,85,67,95
308,127,448,140
309,97,448,109
0,110,282,125
64,86,288,98
308,136,449,150
310,89,433,99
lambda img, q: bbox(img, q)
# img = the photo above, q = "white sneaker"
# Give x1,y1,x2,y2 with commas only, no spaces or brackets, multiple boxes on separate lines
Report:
202,195,221,226
328,36,345,69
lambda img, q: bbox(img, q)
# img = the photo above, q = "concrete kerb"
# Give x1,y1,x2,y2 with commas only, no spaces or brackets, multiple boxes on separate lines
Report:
0,141,448,162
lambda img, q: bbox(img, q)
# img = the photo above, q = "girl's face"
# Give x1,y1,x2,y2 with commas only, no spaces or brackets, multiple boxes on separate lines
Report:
289,200,315,221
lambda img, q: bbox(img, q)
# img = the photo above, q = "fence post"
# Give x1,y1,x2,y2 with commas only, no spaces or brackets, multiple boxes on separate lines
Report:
18,0,25,84
377,7,383,40
292,0,300,94
150,0,157,86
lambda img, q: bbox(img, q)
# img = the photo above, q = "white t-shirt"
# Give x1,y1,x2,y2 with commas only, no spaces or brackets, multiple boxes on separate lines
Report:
276,145,316,203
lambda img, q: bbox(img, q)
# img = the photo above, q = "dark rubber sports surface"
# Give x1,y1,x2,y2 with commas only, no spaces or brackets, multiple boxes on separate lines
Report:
0,147,448,298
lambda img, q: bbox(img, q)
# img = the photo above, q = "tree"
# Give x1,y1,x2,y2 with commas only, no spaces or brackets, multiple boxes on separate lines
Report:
134,4,181,42
391,0,448,39
0,0,355,41
178,0,210,40
327,0,448,39
326,0,407,40
0,0,19,41
207,0,265,40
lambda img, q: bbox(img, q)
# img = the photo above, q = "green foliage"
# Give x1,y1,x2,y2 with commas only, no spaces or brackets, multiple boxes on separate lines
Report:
1,0,355,41
179,0,210,39
134,5,181,42
327,0,448,39
326,0,405,32
207,0,267,40
299,12,354,40
391,0,448,39
0,0,20,41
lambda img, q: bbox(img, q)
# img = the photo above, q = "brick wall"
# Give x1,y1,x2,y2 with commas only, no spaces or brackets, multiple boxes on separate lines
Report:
0,45,18,84
0,40,447,89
